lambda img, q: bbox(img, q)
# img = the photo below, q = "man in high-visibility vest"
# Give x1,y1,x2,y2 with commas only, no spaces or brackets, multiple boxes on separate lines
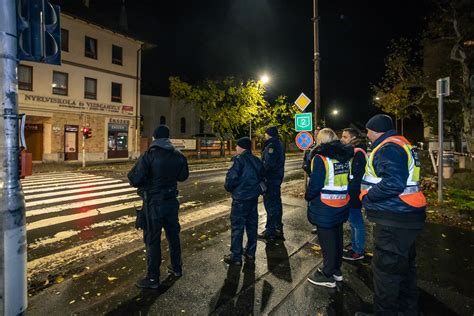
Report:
360,114,426,315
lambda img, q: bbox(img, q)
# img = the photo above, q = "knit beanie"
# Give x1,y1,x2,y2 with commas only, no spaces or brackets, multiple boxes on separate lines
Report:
236,137,252,151
153,125,170,139
265,126,278,138
365,114,393,133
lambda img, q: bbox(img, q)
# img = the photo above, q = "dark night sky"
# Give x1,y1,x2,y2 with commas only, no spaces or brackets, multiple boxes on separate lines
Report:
59,0,431,129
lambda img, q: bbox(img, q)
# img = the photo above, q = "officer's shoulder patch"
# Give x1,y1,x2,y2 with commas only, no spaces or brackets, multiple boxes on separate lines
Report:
268,148,274,154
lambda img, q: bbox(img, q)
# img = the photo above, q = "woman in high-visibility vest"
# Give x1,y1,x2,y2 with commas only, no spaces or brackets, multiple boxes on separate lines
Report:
304,128,354,288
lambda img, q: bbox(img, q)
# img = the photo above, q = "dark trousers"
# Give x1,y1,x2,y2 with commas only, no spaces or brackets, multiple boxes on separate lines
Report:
373,224,421,316
263,184,283,233
317,224,343,277
144,198,182,280
230,198,258,261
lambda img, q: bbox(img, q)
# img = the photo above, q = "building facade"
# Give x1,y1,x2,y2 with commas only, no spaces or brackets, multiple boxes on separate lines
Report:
18,13,143,162
140,95,205,139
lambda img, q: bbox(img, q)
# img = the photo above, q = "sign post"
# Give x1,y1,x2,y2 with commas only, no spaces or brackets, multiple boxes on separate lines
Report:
436,77,450,203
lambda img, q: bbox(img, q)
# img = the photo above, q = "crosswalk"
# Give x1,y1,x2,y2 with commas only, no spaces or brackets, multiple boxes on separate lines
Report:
23,172,142,260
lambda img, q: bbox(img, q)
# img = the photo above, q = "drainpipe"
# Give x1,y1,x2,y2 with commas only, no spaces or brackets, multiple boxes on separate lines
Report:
135,46,142,158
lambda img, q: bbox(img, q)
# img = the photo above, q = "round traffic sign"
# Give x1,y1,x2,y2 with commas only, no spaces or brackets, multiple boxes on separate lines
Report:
295,132,313,151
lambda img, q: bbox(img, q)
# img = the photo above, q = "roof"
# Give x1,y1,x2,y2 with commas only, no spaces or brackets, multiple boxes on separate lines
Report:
50,0,155,49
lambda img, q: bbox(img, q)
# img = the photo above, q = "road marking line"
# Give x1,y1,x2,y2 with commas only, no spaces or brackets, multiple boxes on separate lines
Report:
26,194,139,217
22,175,104,186
23,179,123,194
26,182,131,200
22,172,84,181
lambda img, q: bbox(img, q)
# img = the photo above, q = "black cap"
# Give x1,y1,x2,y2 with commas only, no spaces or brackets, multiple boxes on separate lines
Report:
153,125,170,139
236,137,251,151
265,126,278,137
365,114,393,133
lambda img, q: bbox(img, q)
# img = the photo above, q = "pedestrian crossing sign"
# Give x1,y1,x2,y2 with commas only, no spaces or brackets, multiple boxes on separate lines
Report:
294,93,312,111
295,113,313,132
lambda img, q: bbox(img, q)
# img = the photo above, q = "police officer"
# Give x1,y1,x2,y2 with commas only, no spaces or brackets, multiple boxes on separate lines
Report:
360,114,426,315
128,125,189,289
258,126,286,240
224,137,264,265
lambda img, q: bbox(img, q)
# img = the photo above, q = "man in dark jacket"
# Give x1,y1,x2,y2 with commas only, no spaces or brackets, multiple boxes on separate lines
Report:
361,114,426,315
258,126,286,240
128,125,189,289
341,128,367,261
224,137,264,265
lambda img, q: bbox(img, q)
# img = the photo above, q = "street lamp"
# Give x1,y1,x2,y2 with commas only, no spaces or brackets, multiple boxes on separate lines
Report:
260,74,270,84
332,109,339,116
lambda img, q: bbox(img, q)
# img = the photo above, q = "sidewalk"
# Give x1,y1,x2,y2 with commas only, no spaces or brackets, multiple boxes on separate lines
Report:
27,194,474,315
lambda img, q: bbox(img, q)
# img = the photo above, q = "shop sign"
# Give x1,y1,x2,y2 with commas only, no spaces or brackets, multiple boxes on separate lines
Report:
171,139,197,150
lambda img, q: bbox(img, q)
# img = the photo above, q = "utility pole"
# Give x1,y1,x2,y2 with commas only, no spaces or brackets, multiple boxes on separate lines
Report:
312,0,320,127
0,0,28,314
437,77,450,203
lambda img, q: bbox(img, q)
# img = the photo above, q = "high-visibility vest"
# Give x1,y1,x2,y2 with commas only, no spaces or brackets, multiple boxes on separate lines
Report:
311,154,350,207
349,147,368,180
360,136,426,208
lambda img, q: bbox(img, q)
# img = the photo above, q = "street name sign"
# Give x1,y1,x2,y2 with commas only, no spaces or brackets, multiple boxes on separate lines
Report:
295,132,313,151
295,113,313,132
294,93,311,111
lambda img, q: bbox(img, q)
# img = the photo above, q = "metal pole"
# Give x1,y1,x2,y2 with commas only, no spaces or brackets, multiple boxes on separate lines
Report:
249,119,252,140
82,134,86,168
0,0,28,313
312,0,320,127
438,94,444,203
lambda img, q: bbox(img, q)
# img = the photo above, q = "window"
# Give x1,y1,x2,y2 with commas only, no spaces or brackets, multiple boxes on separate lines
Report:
199,119,205,134
160,116,166,125
61,29,69,52
180,117,186,133
84,77,97,99
18,65,33,91
111,82,122,102
112,45,123,65
52,71,68,95
85,36,98,59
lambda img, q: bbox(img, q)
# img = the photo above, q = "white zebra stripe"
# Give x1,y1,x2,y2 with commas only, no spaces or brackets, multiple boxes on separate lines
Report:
26,182,131,200
22,175,104,187
26,187,137,208
26,193,139,217
27,201,139,230
22,172,83,181
23,179,123,194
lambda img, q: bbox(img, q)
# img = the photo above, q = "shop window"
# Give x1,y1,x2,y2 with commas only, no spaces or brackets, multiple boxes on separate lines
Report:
52,71,68,95
111,82,122,102
108,122,129,159
112,45,123,65
84,77,97,99
61,29,69,52
18,65,33,91
160,116,166,125
85,36,98,59
180,117,186,134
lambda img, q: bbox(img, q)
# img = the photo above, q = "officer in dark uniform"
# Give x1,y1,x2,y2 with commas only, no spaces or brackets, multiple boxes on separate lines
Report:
258,126,286,240
224,137,264,265
128,125,189,289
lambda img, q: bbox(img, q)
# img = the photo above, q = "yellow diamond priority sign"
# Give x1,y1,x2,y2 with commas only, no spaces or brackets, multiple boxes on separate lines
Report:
294,92,311,111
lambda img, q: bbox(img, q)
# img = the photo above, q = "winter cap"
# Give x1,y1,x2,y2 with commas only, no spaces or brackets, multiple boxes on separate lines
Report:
365,114,393,133
265,126,278,137
236,137,252,151
153,125,170,139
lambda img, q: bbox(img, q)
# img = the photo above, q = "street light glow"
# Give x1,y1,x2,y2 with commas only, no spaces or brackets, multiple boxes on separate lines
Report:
375,96,380,101
332,109,339,115
260,74,270,84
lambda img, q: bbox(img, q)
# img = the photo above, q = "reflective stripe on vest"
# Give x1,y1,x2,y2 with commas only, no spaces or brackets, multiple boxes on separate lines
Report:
361,136,426,208
349,147,368,180
311,154,350,207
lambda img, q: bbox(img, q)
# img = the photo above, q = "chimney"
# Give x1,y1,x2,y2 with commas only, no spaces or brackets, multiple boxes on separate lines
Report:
119,0,128,31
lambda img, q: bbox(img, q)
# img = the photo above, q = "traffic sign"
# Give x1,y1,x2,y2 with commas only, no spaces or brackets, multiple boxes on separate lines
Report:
295,132,313,151
294,93,312,111
295,113,313,132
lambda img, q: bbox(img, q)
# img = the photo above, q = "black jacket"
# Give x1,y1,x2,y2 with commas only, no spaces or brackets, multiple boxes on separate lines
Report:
348,143,367,209
128,138,189,199
262,137,285,185
225,150,264,201
305,141,354,228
